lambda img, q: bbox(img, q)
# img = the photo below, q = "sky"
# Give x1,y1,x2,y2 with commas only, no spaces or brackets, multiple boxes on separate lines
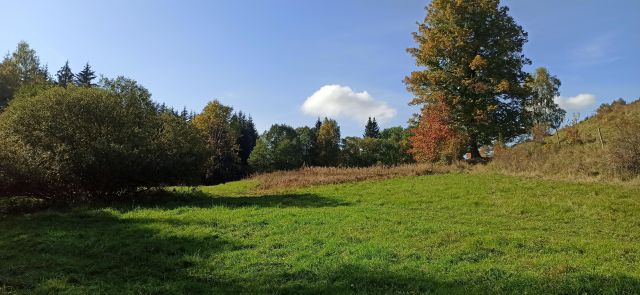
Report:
1,0,639,136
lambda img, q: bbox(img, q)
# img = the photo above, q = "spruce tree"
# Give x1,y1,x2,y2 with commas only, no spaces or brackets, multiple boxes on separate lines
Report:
180,106,189,120
364,117,380,138
75,62,96,87
56,61,74,87
230,111,258,166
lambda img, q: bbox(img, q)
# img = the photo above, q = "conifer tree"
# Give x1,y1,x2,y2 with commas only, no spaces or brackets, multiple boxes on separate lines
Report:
75,62,96,87
364,117,380,138
56,61,74,87
230,111,258,166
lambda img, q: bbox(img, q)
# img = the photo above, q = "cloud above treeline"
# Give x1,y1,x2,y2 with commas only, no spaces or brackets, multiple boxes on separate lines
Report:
554,93,597,113
301,85,397,123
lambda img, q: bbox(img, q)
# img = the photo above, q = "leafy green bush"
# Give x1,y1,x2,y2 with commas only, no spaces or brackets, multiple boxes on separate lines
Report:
0,85,206,200
249,124,304,172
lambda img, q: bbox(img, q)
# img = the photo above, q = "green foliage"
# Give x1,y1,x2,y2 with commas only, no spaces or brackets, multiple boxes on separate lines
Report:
0,55,20,108
75,62,96,87
193,100,241,184
155,111,208,185
296,126,319,166
0,85,206,199
525,67,565,138
230,111,258,168
249,124,303,172
317,118,341,166
11,41,46,83
0,41,50,108
405,0,531,157
341,128,414,167
363,117,380,138
2,174,639,293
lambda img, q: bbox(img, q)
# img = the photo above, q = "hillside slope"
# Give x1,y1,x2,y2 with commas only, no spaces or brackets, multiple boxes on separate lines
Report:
491,99,640,180
1,173,639,294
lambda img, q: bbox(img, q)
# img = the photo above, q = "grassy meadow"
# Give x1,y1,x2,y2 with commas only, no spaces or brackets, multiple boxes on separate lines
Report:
1,173,639,294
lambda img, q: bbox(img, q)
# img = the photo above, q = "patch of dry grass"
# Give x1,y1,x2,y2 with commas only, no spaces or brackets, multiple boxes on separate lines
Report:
250,162,469,191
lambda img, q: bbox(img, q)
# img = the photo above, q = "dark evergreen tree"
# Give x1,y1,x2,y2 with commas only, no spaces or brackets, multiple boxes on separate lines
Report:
364,117,380,138
314,118,322,132
56,61,74,87
75,62,96,87
230,111,258,167
308,118,323,165
180,106,189,120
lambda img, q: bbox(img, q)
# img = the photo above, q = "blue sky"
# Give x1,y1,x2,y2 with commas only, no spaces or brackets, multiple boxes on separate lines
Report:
2,0,639,136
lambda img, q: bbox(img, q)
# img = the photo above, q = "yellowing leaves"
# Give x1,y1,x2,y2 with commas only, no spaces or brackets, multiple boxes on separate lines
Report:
495,80,510,92
469,55,487,70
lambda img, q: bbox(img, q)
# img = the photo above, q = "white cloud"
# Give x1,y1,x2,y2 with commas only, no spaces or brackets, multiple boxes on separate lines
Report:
301,85,397,123
554,93,597,113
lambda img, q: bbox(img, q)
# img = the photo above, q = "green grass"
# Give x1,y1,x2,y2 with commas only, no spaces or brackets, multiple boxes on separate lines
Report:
1,173,639,294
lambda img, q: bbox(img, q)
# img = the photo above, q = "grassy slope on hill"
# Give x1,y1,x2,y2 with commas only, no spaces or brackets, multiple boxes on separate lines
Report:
1,173,639,294
491,99,640,180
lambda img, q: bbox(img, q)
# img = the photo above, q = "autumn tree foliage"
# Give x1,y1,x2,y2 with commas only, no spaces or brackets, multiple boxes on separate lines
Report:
410,102,465,162
317,118,341,166
405,0,531,159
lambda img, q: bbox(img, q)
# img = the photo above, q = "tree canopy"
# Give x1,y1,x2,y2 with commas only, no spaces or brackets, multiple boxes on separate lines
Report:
526,67,565,137
405,0,531,159
193,100,240,184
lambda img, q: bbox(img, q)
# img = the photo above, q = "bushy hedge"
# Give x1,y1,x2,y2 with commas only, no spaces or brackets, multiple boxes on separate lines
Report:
0,85,206,200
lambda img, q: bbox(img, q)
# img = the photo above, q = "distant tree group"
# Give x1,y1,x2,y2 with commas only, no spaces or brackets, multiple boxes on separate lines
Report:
249,117,414,173
249,124,304,172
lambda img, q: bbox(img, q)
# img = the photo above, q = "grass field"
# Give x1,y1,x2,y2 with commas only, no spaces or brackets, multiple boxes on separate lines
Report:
1,173,639,294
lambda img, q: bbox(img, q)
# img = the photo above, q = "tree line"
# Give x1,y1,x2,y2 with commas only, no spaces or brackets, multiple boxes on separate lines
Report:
249,117,413,173
0,42,414,201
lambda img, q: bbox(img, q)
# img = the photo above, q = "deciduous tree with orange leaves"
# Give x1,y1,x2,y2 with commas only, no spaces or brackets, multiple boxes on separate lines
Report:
405,0,531,160
409,101,465,162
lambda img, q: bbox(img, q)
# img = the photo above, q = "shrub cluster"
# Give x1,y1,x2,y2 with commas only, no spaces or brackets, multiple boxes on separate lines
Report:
0,85,206,200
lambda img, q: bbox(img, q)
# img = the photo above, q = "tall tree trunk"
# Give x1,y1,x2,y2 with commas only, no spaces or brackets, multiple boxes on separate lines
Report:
468,136,482,160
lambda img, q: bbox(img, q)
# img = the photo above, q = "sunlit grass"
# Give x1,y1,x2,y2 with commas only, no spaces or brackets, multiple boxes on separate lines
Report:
1,173,639,294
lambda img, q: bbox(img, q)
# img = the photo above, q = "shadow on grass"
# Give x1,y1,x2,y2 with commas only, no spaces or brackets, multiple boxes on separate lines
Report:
1,209,639,294
0,210,240,294
1,190,350,215
109,190,351,212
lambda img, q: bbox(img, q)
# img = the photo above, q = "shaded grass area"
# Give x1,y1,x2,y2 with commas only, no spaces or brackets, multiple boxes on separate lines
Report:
1,174,640,294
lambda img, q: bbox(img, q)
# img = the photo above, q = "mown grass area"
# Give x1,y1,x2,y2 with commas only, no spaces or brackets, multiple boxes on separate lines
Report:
1,173,639,294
